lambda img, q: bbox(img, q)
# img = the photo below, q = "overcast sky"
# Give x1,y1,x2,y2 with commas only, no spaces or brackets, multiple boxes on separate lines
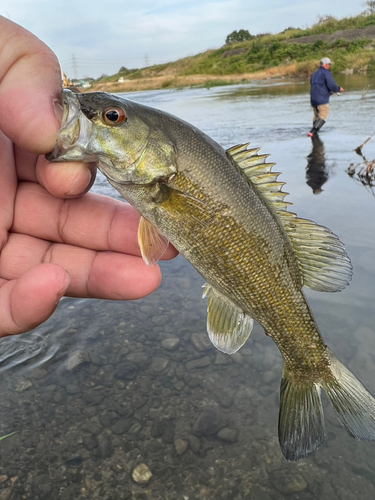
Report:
1,0,366,79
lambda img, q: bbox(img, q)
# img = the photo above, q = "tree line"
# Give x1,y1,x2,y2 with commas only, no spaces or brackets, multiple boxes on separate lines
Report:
226,2,375,44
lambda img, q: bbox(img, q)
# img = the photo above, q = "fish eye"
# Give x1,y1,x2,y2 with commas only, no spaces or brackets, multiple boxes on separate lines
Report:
103,107,127,125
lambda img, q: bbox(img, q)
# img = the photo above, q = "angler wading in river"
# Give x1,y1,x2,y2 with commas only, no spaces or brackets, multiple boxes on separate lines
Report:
308,57,344,137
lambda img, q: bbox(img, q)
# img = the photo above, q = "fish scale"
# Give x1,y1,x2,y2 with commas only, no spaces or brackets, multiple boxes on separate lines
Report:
47,89,375,462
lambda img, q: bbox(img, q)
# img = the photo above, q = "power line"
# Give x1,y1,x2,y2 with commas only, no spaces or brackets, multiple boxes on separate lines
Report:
59,54,171,79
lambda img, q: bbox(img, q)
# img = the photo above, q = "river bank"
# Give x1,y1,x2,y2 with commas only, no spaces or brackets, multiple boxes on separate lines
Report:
88,67,293,93
88,61,371,94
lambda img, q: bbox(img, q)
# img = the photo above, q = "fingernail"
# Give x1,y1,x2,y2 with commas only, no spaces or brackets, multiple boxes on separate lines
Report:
55,271,70,304
85,165,97,192
65,164,96,196
53,96,63,124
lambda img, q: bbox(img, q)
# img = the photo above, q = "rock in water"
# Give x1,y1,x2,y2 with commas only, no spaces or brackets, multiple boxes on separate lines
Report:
193,407,224,436
174,438,188,455
132,463,152,484
217,427,238,443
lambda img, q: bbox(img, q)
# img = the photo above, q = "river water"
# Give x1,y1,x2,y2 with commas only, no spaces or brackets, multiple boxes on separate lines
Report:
1,76,375,499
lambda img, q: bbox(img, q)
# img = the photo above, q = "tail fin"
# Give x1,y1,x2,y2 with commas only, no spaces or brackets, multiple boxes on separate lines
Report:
278,367,325,461
321,350,375,441
278,350,375,461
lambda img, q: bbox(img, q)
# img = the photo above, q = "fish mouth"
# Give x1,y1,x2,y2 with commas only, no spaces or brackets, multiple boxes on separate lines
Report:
46,89,97,163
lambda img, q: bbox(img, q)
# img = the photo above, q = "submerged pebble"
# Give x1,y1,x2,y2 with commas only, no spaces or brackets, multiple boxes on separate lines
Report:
111,418,132,435
0,488,12,500
151,357,170,373
186,356,211,370
115,363,138,380
190,332,213,352
162,337,181,351
214,352,230,365
174,438,188,455
217,427,238,443
193,407,224,436
66,351,90,371
188,435,201,453
132,463,153,484
263,370,278,384
270,470,308,495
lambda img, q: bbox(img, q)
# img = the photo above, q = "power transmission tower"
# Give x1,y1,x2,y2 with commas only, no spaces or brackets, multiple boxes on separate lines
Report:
144,54,149,68
72,54,78,79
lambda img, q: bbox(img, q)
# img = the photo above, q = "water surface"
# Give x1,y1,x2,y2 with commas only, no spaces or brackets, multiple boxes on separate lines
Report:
1,76,375,499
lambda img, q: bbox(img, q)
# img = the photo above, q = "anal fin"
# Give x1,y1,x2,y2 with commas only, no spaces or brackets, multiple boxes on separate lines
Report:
203,284,253,354
138,216,169,266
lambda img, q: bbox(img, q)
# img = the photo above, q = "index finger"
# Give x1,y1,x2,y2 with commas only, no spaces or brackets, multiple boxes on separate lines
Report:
12,182,178,260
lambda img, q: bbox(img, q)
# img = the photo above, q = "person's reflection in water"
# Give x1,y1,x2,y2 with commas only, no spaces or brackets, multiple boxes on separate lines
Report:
305,135,329,194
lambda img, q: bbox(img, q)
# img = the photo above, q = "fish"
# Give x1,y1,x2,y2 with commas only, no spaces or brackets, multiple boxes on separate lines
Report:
47,89,375,461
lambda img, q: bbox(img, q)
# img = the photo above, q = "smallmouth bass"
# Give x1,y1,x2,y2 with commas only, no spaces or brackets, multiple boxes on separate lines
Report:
47,89,375,461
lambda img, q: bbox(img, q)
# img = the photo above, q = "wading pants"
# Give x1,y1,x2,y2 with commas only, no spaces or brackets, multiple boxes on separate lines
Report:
312,103,329,123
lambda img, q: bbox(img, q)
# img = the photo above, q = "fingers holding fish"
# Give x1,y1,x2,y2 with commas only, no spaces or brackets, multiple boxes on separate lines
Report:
1,234,162,301
36,159,97,197
12,182,178,259
14,150,97,198
0,264,70,337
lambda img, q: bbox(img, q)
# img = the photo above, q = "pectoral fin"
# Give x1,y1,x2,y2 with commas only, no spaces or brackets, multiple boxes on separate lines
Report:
138,216,169,266
158,183,216,229
203,284,254,354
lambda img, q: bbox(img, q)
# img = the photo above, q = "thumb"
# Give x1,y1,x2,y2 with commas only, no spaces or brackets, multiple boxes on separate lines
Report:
0,16,62,154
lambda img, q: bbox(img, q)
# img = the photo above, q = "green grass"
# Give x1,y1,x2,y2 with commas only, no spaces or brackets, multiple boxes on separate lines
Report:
180,36,374,76
0,432,16,441
294,13,375,37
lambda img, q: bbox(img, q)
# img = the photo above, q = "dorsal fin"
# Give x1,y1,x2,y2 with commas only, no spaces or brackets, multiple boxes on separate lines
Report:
226,143,291,215
226,144,352,292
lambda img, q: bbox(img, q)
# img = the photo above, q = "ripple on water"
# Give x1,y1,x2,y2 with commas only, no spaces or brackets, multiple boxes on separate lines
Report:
0,332,60,375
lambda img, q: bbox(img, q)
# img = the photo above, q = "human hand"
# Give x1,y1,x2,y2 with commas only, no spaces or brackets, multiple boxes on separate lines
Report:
0,17,177,337
340,87,344,92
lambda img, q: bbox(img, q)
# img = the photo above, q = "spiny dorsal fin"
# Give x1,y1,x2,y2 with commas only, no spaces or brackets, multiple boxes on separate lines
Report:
226,144,352,292
203,284,254,354
226,143,291,215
